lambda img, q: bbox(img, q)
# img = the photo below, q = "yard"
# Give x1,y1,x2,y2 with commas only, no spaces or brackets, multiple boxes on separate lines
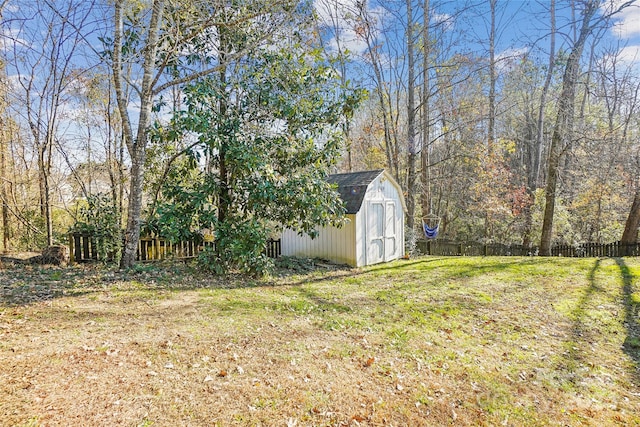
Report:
1,256,639,426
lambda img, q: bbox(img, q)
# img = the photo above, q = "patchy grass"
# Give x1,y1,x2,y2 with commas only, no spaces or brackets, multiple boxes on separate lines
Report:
1,257,639,426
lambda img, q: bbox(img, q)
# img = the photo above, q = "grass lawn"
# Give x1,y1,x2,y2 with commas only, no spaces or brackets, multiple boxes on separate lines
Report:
1,256,639,426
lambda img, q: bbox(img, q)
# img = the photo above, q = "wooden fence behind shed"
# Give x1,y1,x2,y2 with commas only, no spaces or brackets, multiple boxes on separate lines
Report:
417,239,640,258
68,232,281,263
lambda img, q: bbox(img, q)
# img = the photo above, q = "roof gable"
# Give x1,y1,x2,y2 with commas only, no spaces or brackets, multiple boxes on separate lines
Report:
327,169,384,214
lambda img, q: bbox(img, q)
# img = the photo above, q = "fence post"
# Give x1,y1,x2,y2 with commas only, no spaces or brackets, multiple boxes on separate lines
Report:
69,234,75,264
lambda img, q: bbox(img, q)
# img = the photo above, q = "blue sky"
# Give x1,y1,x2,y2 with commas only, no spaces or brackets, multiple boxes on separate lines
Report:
315,0,640,69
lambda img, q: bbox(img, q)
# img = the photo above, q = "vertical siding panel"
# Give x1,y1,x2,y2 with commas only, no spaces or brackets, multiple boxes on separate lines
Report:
280,215,358,266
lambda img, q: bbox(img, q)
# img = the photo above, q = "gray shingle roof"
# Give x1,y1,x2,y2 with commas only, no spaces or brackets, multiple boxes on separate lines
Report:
327,169,384,214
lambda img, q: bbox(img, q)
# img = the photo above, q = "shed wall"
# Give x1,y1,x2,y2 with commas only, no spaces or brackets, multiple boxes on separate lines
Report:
281,214,357,266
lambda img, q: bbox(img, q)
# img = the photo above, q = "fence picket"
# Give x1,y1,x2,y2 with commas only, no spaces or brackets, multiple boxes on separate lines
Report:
416,239,640,259
68,232,282,263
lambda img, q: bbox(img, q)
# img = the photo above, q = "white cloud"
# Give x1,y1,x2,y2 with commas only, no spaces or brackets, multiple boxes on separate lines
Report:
314,0,387,55
431,12,454,32
617,44,640,63
607,1,640,39
495,47,529,73
0,27,29,52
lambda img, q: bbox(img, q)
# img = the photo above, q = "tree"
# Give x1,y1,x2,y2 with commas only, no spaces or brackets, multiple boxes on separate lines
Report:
109,0,299,268
406,0,418,231
152,25,363,273
0,0,9,252
6,0,96,247
420,0,431,222
539,0,634,255
523,0,556,248
355,2,401,180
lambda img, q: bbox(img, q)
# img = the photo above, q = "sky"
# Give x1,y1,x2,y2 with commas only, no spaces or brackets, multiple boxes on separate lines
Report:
314,0,640,70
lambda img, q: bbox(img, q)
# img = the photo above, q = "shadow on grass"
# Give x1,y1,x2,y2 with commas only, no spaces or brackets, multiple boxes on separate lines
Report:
560,259,604,382
0,256,582,316
613,258,640,383
0,255,548,306
0,262,209,307
564,258,640,386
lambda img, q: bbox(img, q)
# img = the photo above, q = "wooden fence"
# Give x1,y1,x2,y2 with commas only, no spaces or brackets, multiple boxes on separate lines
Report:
417,239,640,258
68,232,281,263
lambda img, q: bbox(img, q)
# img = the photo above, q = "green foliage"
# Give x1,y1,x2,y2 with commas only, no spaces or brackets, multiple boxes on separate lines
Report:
197,216,273,276
15,209,47,250
150,35,364,274
143,160,216,243
71,194,122,263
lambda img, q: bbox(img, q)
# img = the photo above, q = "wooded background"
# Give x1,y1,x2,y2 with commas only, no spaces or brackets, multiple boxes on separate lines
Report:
1,0,639,269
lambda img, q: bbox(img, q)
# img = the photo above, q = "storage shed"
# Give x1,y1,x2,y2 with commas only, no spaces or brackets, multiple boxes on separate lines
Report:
281,169,406,267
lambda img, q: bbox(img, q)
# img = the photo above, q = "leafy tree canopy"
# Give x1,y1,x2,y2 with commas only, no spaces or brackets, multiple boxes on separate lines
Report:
149,37,365,274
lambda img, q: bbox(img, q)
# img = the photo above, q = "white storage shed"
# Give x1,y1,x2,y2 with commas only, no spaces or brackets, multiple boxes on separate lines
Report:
281,169,406,267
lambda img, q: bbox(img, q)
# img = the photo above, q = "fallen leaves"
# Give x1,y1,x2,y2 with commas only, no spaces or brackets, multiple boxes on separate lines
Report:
2,258,640,426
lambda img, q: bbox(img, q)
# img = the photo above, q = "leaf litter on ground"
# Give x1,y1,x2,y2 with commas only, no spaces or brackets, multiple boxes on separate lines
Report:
0,256,639,426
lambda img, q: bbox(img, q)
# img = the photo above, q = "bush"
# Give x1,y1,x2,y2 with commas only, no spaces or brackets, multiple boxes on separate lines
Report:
197,216,273,276
71,194,122,262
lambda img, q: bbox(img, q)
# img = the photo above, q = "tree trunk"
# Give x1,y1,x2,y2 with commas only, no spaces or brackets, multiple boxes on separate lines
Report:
621,186,640,252
539,0,597,255
36,141,53,247
115,0,165,268
120,149,146,268
406,0,417,231
0,120,8,253
420,0,431,222
488,0,496,150
523,0,555,248
217,44,230,229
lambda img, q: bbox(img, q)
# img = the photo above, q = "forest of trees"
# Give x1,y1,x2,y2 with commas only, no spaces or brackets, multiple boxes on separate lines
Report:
0,0,639,270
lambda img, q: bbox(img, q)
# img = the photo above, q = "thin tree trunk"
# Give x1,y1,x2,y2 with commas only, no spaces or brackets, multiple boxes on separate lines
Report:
0,0,9,252
523,0,555,248
488,0,496,150
420,0,430,221
539,0,596,255
116,0,165,268
406,0,417,231
0,119,8,252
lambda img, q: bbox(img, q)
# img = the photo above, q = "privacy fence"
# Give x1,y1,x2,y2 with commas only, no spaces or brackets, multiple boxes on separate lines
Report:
68,232,281,263
416,239,640,258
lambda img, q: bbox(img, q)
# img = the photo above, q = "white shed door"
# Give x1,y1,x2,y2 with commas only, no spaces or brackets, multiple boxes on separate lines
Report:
384,201,397,261
367,202,385,264
367,200,398,264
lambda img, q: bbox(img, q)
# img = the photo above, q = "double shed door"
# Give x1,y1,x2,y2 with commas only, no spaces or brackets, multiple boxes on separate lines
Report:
367,200,397,265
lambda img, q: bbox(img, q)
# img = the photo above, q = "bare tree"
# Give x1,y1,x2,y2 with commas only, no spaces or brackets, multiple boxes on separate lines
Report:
0,0,10,252
355,2,401,180
420,0,431,221
406,0,418,231
7,0,97,247
540,0,635,255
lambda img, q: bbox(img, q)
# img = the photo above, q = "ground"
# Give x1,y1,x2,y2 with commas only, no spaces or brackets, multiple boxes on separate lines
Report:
1,256,639,426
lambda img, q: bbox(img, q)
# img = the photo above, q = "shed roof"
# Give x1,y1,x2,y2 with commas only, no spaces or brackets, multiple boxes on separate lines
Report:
327,169,385,214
